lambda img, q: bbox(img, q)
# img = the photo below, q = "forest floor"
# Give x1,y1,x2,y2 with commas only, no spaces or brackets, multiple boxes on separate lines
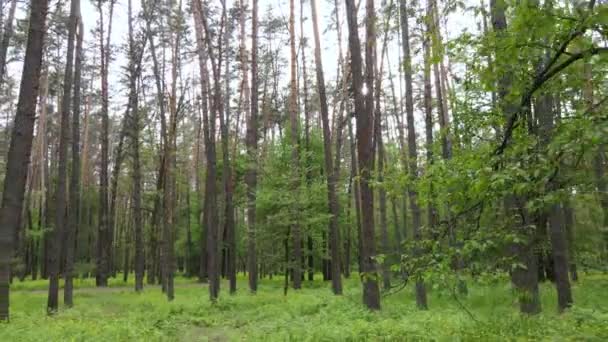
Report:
1,273,608,341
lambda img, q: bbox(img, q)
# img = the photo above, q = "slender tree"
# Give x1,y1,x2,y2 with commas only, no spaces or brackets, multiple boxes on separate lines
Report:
48,0,79,313
96,0,116,287
246,0,259,293
400,0,427,309
310,0,342,294
288,0,302,290
345,0,381,310
65,5,83,307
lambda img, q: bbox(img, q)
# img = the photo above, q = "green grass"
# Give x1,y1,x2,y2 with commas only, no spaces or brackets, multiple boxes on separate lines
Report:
1,274,607,341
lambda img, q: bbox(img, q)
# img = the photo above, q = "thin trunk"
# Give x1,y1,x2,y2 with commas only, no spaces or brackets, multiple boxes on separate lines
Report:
97,0,115,288
288,0,302,290
220,9,237,295
65,9,83,307
49,0,78,313
246,0,259,293
310,0,342,294
400,0,427,309
129,0,144,293
345,0,380,310
374,1,394,291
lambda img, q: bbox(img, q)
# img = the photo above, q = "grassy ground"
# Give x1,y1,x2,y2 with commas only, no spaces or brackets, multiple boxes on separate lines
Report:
1,274,607,341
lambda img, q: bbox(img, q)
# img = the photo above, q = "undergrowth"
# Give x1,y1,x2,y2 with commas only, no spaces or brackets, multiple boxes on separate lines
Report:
1,274,607,341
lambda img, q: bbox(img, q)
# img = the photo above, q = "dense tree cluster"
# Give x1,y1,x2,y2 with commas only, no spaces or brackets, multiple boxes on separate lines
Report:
0,0,607,321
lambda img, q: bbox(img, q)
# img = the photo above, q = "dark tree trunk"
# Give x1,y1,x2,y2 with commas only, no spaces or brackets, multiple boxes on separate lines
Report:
288,0,302,290
65,8,83,307
0,0,49,320
220,10,237,295
143,0,167,287
345,0,380,310
49,0,79,313
400,0,427,310
310,0,342,295
374,3,395,291
246,0,260,293
128,0,144,293
96,0,115,288
193,0,218,300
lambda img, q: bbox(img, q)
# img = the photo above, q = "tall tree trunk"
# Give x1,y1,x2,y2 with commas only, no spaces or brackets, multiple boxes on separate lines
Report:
128,0,144,293
220,9,237,295
423,2,437,238
0,0,49,320
374,1,394,291
400,0,427,309
245,0,260,293
96,0,115,288
143,0,168,286
300,0,315,283
310,0,342,295
345,0,380,310
193,0,217,300
162,0,182,302
65,8,83,307
288,0,302,290
49,0,78,313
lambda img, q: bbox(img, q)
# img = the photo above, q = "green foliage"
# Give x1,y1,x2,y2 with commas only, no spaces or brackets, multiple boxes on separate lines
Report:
2,275,608,341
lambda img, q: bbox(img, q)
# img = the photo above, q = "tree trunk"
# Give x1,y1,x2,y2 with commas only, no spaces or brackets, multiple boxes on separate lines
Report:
193,0,218,300
245,0,259,293
310,0,342,295
0,0,49,320
65,7,83,307
400,0,428,310
374,2,395,291
220,10,237,295
96,0,115,288
49,0,78,313
128,0,144,293
288,0,302,290
345,0,380,310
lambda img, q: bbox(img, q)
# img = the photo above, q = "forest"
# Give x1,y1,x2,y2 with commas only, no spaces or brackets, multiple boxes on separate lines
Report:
0,0,607,339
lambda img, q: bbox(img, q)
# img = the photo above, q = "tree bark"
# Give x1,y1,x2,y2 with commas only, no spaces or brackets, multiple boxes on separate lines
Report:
96,0,115,288
0,0,49,320
400,0,428,310
310,0,342,295
65,7,83,307
288,0,302,290
128,0,145,293
245,0,259,293
345,0,380,310
49,0,79,313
